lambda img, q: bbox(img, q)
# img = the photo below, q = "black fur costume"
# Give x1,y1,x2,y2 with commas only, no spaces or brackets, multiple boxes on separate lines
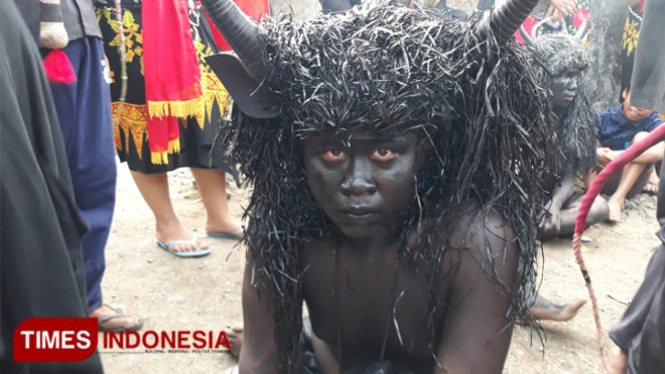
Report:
203,1,556,370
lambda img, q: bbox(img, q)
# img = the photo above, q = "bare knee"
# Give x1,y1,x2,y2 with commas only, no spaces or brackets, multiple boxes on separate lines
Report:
631,131,650,145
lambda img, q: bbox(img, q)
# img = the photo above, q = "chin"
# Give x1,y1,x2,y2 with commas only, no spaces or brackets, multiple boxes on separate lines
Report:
338,224,383,241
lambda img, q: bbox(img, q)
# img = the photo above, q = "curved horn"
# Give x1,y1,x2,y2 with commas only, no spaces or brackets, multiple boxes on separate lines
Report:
519,25,536,47
530,16,553,38
574,19,588,40
199,0,268,77
486,0,540,45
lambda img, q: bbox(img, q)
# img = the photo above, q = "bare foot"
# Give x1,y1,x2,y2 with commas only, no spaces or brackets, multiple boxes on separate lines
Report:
643,181,659,195
533,297,587,322
227,325,244,358
607,198,624,223
608,350,628,374
91,304,143,331
156,220,209,253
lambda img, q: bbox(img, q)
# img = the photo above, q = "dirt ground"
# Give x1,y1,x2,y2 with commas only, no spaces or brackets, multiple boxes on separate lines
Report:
99,162,659,374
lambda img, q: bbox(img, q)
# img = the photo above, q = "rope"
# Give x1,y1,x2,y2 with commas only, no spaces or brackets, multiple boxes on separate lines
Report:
113,0,128,127
573,123,665,372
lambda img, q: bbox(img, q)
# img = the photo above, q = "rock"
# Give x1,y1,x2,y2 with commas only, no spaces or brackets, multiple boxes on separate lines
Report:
624,200,637,210
147,258,154,264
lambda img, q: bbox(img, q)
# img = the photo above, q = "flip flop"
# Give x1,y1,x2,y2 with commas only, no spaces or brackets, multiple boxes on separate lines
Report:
157,234,211,258
97,304,144,332
207,228,244,241
643,181,659,196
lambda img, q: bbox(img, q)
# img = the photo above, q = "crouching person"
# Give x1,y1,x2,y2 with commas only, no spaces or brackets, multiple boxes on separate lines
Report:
202,0,555,372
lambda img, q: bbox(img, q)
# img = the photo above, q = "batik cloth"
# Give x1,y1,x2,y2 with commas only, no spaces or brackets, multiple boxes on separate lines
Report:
621,0,644,97
96,0,239,179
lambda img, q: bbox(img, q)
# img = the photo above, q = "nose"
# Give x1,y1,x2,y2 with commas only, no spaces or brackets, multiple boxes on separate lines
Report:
567,77,578,92
340,158,377,197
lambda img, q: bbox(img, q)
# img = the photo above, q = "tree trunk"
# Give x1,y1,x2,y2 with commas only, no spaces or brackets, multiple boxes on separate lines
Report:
585,0,628,111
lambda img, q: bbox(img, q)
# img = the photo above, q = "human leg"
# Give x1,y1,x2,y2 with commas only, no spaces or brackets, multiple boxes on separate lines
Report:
47,37,141,329
531,295,587,322
607,162,649,222
189,167,242,236
556,194,609,235
130,170,209,253
515,295,587,324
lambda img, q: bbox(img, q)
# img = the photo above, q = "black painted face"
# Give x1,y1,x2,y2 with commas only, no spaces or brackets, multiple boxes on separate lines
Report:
303,133,421,241
550,69,581,108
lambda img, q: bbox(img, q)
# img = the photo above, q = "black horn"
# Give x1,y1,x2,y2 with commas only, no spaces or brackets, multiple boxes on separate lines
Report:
519,25,536,47
200,0,280,119
199,0,268,78
486,0,540,45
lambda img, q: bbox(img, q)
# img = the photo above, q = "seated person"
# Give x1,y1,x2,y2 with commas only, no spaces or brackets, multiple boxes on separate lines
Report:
520,30,609,239
591,85,665,223
202,0,555,372
519,30,608,323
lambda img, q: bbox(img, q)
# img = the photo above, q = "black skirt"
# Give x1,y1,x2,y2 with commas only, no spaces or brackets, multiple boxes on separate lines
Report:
97,1,239,180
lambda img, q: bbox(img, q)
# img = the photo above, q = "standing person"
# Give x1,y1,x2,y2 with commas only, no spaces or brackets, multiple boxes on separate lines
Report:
13,0,142,331
0,1,104,372
609,0,665,371
94,0,251,257
621,0,645,97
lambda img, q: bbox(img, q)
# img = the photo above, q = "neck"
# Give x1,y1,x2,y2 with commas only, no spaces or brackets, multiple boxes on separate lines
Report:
341,230,401,254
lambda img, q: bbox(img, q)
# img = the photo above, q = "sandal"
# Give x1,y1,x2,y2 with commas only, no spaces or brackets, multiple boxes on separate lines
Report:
207,228,244,241
157,234,211,258
97,304,143,332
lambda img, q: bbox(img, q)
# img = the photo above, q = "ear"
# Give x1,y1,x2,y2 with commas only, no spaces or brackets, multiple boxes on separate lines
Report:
419,139,433,167
205,53,280,119
622,88,629,101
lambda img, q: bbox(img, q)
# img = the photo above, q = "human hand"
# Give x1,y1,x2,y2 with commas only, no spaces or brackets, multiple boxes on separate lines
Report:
541,209,561,234
546,0,578,22
596,147,616,167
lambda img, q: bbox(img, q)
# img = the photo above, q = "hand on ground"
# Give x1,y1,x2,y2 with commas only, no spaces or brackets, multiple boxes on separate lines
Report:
541,210,561,234
227,325,244,358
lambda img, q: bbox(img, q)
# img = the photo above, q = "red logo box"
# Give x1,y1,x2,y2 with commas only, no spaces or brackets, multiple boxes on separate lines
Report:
13,318,98,362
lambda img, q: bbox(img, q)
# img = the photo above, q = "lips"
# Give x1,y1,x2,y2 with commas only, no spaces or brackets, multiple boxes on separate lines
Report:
339,208,379,224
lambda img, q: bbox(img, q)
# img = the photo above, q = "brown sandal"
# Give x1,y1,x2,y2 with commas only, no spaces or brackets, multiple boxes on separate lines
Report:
96,304,144,332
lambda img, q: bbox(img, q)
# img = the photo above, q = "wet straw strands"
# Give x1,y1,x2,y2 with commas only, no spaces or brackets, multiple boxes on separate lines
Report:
522,31,597,177
216,3,556,370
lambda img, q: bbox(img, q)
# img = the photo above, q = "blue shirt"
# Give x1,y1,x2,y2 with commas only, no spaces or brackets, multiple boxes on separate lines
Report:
596,105,664,150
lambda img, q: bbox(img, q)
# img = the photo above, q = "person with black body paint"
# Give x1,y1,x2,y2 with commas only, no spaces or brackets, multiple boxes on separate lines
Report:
201,0,556,372
517,26,608,324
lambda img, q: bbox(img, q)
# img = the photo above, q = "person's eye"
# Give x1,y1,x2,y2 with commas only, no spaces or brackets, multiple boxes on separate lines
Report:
371,148,396,162
321,149,346,162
